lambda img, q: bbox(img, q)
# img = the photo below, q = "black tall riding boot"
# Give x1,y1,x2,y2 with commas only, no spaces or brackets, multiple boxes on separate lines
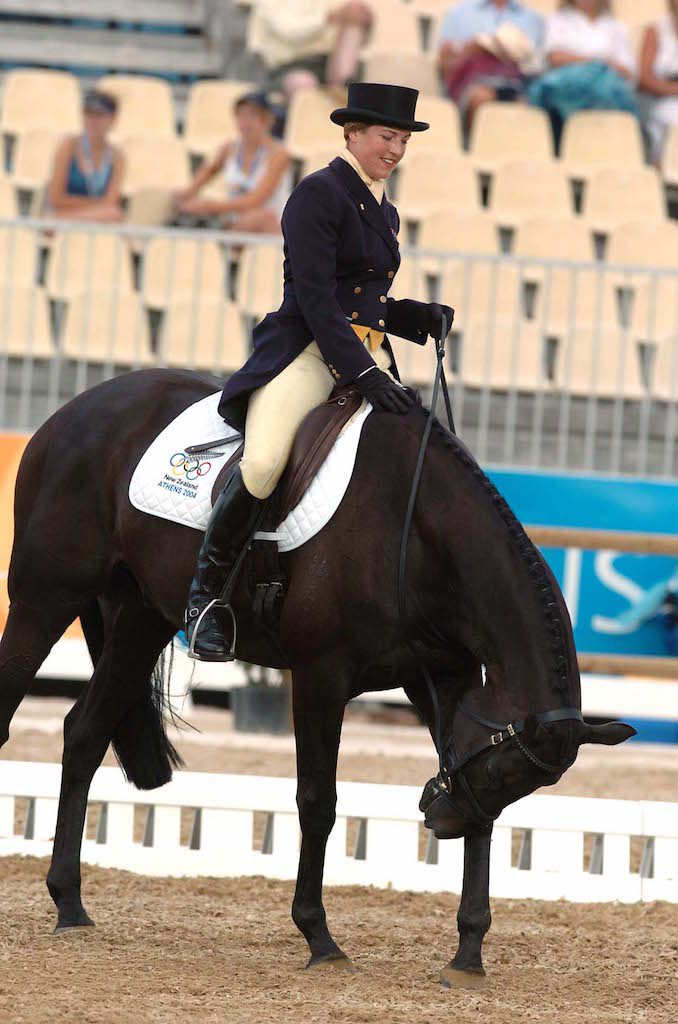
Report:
185,464,266,662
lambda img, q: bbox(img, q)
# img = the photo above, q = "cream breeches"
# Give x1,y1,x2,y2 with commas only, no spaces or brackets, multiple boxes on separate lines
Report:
240,337,392,499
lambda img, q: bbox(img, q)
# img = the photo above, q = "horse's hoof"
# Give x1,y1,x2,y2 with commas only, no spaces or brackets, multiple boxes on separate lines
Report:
53,916,95,934
306,951,357,973
440,964,487,990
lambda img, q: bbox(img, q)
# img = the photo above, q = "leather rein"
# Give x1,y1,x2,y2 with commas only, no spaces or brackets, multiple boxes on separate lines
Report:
396,315,583,828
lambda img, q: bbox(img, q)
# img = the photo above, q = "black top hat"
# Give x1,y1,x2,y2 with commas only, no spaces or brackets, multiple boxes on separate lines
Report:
330,82,429,132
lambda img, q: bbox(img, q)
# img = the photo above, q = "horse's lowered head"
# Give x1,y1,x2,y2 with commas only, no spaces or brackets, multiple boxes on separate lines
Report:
419,688,635,839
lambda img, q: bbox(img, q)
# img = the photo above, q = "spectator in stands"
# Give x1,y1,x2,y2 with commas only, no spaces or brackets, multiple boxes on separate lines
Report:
173,91,292,234
47,90,124,222
253,0,374,93
528,0,637,147
437,0,545,135
638,1,678,165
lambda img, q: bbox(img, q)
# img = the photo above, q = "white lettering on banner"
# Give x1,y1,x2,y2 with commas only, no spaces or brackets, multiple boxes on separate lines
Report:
592,551,646,635
561,548,582,629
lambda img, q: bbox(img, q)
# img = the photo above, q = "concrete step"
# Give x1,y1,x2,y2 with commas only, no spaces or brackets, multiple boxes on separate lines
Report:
0,0,207,26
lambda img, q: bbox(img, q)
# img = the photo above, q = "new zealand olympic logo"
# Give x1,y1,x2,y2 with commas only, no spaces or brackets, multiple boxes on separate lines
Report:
169,451,212,481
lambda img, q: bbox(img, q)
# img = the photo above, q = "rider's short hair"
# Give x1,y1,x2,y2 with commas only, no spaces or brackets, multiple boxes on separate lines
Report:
343,121,368,143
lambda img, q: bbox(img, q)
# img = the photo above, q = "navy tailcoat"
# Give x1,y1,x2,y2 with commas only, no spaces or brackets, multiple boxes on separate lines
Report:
218,155,429,432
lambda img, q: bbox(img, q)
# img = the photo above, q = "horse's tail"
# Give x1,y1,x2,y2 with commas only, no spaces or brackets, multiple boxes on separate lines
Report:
111,640,185,791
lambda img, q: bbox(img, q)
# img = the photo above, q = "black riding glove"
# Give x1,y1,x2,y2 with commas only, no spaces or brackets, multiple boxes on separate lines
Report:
355,367,414,414
425,302,455,341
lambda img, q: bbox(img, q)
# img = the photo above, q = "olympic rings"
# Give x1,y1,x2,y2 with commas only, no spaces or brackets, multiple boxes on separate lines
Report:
170,451,211,481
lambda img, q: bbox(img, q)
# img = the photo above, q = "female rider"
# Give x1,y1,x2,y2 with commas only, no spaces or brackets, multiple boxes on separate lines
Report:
186,82,454,661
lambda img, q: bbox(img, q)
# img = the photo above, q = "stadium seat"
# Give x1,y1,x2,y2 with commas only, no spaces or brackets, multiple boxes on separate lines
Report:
11,129,60,194
158,298,249,372
513,216,595,263
560,111,644,178
581,167,666,235
46,231,135,302
61,291,154,365
651,333,678,400
361,2,424,58
607,220,678,269
469,103,554,174
395,154,480,223
0,226,39,285
440,261,522,324
606,222,678,340
120,137,191,195
0,178,18,218
456,318,547,390
407,95,462,154
417,209,499,277
553,326,644,398
389,334,438,387
125,188,174,228
613,0,665,27
234,243,284,320
298,148,339,179
661,122,678,188
98,75,176,143
360,53,440,96
284,88,347,159
489,160,572,228
0,286,53,357
183,80,253,159
141,237,225,309
0,69,81,136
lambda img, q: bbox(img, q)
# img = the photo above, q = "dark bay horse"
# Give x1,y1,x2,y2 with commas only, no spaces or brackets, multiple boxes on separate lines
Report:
0,368,633,987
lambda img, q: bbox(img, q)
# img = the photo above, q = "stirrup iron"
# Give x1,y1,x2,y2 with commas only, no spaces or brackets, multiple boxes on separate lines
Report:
186,599,237,661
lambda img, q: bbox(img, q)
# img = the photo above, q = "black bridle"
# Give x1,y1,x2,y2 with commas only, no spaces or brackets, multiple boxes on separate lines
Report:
397,315,583,828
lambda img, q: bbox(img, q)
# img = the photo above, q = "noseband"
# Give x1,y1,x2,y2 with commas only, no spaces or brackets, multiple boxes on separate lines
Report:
397,316,583,829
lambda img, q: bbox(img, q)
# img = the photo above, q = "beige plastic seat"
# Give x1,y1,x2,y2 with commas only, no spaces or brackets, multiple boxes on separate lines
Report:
490,160,572,228
61,291,154,365
46,231,134,301
98,75,176,143
553,326,644,398
513,216,595,263
532,267,620,334
406,94,462,155
613,0,665,27
458,318,547,390
361,2,423,58
651,333,678,400
0,227,39,285
284,88,346,158
389,334,438,387
417,209,499,274
125,188,174,228
470,103,554,174
512,216,597,329
0,70,81,136
120,137,191,195
661,123,678,187
388,253,428,303
141,237,225,309
560,111,644,178
0,286,53,357
299,148,339,179
11,130,60,192
396,154,480,223
158,298,249,373
440,261,522,324
0,178,18,218
235,243,284,319
606,222,678,339
581,167,666,235
360,53,440,96
184,79,253,158
607,221,678,270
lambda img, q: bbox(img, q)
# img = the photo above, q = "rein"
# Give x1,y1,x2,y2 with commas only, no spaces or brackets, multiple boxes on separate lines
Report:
396,316,582,827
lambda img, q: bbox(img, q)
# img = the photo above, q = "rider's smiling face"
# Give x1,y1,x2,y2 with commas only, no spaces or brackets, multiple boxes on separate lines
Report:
347,124,411,181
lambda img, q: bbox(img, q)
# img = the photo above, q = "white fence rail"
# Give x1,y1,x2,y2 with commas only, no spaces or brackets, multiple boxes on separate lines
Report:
2,760,677,904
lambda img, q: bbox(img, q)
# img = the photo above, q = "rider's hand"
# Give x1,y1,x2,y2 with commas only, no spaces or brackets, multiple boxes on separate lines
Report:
355,368,414,414
425,303,455,341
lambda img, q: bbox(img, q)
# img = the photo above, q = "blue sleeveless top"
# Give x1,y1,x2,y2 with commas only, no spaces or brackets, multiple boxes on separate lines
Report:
66,135,113,197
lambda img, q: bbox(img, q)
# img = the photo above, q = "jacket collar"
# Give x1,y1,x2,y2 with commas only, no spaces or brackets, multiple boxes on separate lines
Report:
329,156,399,260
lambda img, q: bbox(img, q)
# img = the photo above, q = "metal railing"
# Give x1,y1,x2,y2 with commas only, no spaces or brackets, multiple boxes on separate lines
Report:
0,215,675,478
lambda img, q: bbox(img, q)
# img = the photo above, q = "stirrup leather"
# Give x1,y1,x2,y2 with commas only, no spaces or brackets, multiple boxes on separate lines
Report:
186,599,237,661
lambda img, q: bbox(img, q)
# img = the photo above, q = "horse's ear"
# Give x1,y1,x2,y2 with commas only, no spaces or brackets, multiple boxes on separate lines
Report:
579,721,636,746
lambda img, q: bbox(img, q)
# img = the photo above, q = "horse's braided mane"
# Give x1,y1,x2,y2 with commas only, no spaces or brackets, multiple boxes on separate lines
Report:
409,400,570,699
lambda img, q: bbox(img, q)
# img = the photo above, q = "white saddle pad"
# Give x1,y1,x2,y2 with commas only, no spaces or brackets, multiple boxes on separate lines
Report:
128,392,371,553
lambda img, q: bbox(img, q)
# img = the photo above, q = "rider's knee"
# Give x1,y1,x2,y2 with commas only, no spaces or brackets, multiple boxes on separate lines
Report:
240,454,286,500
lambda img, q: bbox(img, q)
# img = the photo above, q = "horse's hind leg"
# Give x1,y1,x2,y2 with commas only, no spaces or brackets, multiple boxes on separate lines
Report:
46,577,177,932
0,598,79,748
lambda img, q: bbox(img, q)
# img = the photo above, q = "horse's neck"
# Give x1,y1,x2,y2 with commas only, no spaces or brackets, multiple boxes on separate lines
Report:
418,437,578,714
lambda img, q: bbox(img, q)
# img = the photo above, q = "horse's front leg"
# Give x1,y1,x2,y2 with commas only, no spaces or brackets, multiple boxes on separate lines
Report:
440,827,493,989
290,667,350,968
